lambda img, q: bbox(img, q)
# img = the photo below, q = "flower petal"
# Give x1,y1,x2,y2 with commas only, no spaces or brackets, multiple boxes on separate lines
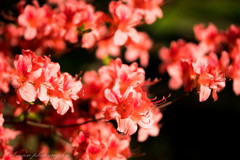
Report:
199,85,211,102
233,78,240,95
19,82,36,102
24,27,37,40
116,117,137,135
114,29,128,46
104,89,118,104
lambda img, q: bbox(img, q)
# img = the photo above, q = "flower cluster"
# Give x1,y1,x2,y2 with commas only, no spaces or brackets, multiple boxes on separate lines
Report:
12,49,82,115
0,0,164,157
2,0,240,159
0,103,22,160
159,23,240,102
1,0,163,66
0,52,12,94
71,121,131,160
0,49,162,159
80,58,162,135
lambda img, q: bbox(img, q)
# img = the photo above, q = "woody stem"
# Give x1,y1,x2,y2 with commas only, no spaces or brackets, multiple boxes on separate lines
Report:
4,117,106,129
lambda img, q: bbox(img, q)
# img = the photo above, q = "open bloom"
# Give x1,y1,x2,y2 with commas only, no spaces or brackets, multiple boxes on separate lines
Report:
12,49,82,115
125,32,153,67
101,59,155,135
110,1,143,46
104,87,137,120
123,0,164,24
38,72,82,115
0,113,22,160
228,38,240,95
12,50,39,102
193,55,226,102
18,5,46,40
96,38,120,59
194,23,227,53
81,58,155,135
138,108,162,142
71,122,131,160
0,52,12,93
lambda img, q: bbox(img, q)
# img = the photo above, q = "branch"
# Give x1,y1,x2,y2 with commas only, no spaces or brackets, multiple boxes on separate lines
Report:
26,120,55,130
55,117,105,128
4,117,106,129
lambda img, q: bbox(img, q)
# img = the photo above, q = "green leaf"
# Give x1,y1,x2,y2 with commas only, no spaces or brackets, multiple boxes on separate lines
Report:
17,114,25,122
27,112,41,121
102,56,111,65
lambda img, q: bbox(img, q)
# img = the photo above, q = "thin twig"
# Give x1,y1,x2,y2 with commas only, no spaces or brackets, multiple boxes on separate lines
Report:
4,117,106,129
26,120,55,130
55,117,105,128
